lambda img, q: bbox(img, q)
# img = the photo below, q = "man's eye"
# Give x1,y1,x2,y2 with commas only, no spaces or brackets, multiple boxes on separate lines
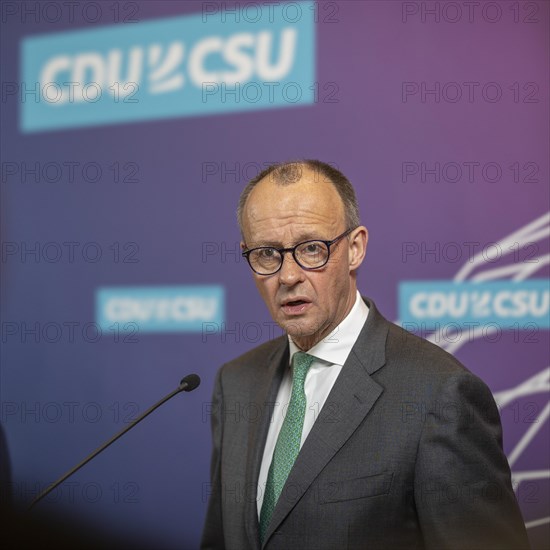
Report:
258,248,277,259
304,243,321,254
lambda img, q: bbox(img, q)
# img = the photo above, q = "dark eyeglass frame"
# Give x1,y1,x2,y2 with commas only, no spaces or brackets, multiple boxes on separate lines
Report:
242,227,355,276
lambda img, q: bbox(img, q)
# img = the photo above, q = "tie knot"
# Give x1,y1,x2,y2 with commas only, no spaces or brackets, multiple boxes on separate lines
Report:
291,352,315,384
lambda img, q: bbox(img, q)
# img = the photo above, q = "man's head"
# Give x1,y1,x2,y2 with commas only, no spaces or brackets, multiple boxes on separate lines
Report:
238,160,368,351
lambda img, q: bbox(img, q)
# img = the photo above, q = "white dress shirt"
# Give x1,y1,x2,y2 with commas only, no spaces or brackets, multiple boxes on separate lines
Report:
256,291,369,516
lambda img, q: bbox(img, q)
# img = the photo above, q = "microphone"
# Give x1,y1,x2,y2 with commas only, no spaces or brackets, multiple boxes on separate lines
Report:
180,373,200,392
28,374,201,510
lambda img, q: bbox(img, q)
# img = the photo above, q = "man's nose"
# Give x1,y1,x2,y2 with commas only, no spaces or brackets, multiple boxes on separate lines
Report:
278,251,305,286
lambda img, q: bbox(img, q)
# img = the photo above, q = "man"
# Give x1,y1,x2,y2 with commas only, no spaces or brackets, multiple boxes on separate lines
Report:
201,160,529,549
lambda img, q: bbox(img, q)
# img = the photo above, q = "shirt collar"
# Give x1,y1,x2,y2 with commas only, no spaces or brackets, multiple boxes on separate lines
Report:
288,291,369,367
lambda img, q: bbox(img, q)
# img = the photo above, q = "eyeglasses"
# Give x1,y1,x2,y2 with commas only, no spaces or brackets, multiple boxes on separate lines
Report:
242,228,355,276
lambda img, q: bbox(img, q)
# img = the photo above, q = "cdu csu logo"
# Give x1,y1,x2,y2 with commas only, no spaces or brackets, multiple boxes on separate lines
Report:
20,2,315,132
96,286,225,333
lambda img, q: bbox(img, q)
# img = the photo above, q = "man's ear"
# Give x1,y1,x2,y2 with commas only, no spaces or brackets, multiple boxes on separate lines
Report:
240,241,246,251
348,226,368,271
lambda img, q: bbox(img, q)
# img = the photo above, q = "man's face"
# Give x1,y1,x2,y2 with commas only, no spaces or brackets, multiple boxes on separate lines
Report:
241,169,367,350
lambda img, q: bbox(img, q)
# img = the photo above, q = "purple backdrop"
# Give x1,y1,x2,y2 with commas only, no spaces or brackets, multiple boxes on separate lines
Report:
1,1,548,548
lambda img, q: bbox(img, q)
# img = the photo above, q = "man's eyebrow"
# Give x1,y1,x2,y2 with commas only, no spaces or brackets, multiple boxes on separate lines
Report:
247,233,329,248
297,232,328,242
245,239,281,249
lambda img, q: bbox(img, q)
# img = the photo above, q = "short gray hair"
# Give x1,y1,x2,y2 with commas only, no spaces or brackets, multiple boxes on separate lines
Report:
237,160,360,233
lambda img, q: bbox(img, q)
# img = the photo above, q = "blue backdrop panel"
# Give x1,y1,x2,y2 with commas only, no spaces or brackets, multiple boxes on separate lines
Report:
1,1,548,548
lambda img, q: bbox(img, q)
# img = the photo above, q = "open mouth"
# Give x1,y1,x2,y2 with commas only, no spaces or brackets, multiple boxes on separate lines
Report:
287,300,307,306
281,299,311,315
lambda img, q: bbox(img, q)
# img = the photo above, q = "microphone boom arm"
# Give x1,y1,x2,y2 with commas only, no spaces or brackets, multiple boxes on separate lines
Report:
28,374,200,510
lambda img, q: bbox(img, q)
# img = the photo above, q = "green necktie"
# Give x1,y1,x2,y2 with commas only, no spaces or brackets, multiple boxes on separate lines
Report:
260,351,315,543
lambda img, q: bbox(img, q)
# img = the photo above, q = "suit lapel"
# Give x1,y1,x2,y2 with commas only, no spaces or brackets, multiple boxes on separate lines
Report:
262,299,389,544
244,338,289,550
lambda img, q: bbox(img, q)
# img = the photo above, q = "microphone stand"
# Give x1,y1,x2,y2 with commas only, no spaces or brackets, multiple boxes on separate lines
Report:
28,374,200,510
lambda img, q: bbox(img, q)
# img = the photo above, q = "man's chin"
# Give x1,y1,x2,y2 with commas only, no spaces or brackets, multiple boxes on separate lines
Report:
281,321,321,347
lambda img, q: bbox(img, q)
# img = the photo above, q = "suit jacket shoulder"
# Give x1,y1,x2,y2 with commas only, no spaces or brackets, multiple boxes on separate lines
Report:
362,297,492,397
218,335,289,389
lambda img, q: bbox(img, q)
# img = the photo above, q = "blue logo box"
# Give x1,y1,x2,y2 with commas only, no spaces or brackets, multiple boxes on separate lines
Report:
21,2,316,132
96,285,225,333
399,279,550,330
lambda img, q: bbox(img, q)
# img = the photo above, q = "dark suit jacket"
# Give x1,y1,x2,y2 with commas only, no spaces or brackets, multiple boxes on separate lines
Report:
201,298,529,549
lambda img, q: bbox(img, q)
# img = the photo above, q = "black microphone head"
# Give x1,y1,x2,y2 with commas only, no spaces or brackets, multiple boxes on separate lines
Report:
180,374,200,392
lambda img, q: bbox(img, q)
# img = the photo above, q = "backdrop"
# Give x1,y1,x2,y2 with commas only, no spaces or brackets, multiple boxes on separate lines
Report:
1,1,548,548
